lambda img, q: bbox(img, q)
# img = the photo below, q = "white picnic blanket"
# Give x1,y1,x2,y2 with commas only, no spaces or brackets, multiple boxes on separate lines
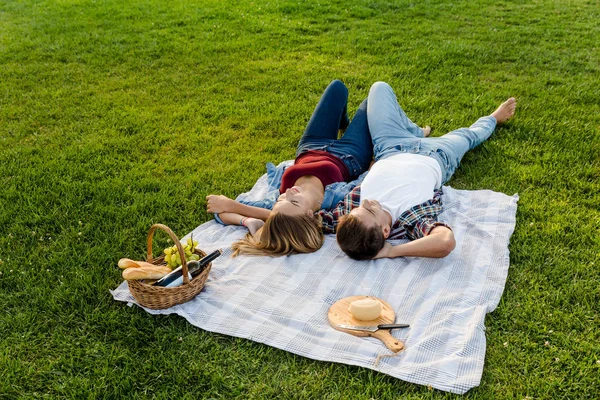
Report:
111,181,518,394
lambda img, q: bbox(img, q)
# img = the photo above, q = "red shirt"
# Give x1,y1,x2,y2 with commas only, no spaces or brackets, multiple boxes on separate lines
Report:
280,151,350,194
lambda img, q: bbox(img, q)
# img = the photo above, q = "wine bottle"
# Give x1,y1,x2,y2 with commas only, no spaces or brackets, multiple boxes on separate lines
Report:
154,249,221,287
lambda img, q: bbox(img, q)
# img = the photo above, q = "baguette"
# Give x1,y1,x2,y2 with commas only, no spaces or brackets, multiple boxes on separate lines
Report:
135,260,162,269
118,258,161,270
118,258,142,269
122,265,172,281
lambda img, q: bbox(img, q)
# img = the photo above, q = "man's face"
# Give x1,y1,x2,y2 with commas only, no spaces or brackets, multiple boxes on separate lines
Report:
349,199,391,238
271,186,313,217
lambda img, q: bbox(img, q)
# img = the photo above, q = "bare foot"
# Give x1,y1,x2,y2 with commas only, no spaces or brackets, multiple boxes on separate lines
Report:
421,126,431,137
491,98,517,124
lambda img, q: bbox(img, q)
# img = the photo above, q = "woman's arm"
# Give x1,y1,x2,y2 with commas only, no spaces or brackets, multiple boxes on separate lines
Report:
206,195,272,221
374,226,455,259
216,212,247,225
216,212,264,236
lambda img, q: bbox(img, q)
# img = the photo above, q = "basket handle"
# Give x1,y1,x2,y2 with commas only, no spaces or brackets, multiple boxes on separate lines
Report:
146,223,190,285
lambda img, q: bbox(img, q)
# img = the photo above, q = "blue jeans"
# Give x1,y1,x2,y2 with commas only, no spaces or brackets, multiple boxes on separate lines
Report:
296,80,373,179
367,81,497,184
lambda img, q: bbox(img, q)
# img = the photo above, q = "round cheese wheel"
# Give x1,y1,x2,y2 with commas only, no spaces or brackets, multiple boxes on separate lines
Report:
348,298,383,321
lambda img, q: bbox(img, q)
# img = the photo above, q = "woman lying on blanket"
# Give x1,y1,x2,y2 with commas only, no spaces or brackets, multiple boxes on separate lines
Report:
207,80,407,256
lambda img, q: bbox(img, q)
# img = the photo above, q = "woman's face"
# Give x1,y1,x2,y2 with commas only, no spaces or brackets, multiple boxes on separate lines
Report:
271,186,313,216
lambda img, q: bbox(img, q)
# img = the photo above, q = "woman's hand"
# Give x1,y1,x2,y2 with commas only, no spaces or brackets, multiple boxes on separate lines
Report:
244,218,265,236
206,195,234,213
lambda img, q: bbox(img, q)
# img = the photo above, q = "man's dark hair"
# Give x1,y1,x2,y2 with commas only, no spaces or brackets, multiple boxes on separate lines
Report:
336,215,385,260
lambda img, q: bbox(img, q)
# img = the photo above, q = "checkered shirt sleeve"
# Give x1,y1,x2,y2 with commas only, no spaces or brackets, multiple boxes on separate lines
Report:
317,186,362,234
389,189,451,240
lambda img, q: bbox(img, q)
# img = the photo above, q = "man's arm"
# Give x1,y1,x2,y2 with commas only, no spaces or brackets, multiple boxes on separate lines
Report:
317,186,362,234
207,195,272,221
375,226,455,259
318,204,344,234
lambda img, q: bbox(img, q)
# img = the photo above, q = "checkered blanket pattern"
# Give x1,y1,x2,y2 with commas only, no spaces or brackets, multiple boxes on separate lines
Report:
111,183,518,394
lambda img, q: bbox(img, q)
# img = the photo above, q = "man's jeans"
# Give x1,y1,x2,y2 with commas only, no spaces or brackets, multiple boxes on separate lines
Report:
296,80,373,179
367,81,497,184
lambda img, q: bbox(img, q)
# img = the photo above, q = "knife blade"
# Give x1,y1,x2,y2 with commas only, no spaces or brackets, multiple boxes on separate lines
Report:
337,323,410,332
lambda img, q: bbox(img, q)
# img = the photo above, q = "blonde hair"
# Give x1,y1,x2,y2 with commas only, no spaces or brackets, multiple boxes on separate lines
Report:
232,212,324,257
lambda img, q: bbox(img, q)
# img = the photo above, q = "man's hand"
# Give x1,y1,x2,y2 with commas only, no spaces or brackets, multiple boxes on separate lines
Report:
374,242,395,259
206,195,234,213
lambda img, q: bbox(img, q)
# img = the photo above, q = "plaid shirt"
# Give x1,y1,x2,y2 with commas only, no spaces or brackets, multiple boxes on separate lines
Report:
316,187,450,240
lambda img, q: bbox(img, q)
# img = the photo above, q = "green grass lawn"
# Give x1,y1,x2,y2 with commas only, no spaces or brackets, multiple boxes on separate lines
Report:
1,0,599,398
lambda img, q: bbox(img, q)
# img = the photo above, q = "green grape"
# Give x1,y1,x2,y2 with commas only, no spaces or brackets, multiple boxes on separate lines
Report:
190,254,200,261
165,253,171,263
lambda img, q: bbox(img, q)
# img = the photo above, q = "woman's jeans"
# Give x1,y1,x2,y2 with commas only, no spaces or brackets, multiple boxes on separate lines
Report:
295,80,373,179
367,81,497,184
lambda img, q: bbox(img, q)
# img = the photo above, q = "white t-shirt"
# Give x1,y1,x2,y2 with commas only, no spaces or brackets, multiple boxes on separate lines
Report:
360,153,443,221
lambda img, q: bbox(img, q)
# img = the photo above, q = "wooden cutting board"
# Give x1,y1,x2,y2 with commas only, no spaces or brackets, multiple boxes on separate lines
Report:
328,295,404,353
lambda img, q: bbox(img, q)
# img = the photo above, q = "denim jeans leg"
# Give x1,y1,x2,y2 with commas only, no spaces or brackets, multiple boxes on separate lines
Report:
296,80,350,155
367,81,425,159
326,99,373,178
424,116,497,183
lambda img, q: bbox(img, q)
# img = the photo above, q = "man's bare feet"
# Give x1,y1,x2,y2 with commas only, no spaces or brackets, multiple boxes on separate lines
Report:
491,98,517,124
422,126,431,137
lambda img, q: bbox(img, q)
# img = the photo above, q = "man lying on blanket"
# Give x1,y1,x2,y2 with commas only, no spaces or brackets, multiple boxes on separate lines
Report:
324,82,516,260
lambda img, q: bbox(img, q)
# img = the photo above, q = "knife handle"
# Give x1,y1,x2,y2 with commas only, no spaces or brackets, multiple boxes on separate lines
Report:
377,323,410,330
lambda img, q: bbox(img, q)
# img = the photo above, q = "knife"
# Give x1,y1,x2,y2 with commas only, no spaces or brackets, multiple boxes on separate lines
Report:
338,323,410,332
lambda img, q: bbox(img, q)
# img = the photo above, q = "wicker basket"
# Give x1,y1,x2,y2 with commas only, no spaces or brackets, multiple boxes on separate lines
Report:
127,223,212,310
